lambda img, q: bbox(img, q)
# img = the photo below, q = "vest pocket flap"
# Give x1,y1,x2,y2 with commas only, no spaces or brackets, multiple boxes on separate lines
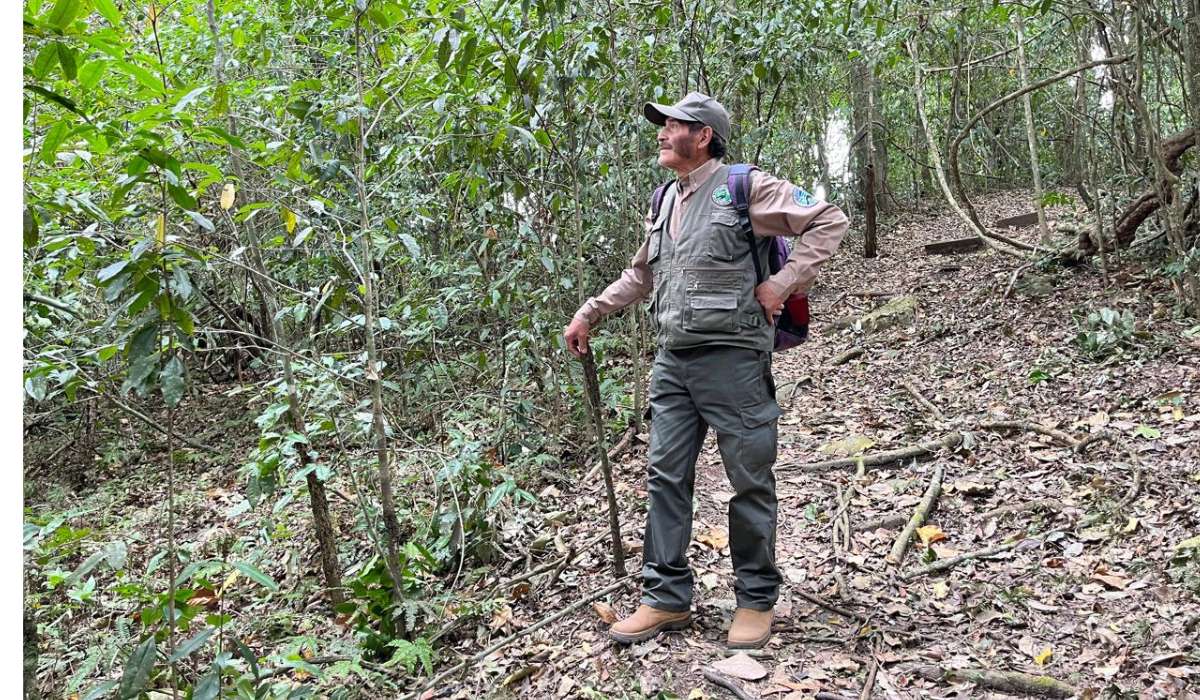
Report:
691,293,737,310
710,210,740,227
741,399,781,429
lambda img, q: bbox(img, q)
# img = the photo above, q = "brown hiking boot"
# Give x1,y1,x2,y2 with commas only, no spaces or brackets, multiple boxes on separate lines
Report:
608,604,691,644
726,607,773,649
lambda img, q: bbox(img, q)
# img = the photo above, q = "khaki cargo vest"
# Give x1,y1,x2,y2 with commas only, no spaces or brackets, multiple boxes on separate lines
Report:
647,164,773,352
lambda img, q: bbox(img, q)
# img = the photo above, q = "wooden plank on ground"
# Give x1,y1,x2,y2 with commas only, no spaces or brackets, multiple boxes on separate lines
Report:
994,211,1039,228
924,237,985,255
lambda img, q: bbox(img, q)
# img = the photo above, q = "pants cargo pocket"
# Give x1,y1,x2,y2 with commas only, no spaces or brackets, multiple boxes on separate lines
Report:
739,399,781,470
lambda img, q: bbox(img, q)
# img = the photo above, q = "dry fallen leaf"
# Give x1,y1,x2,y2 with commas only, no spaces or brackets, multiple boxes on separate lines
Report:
819,434,875,457
931,581,949,599
1035,647,1053,665
592,602,618,625
712,652,768,681
697,528,729,550
1091,573,1129,590
917,524,946,545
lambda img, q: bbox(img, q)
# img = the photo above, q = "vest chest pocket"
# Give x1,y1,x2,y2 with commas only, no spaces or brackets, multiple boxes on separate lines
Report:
706,209,749,262
647,229,662,265
683,268,741,333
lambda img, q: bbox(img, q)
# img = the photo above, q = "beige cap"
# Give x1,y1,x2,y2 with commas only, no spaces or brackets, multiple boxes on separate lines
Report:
644,91,731,141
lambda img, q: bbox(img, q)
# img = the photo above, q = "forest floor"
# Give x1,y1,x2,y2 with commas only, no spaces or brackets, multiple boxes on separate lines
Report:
24,191,1200,699
442,192,1200,700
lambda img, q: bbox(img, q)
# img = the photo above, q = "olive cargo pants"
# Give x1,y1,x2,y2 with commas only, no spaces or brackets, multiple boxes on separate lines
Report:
640,345,783,612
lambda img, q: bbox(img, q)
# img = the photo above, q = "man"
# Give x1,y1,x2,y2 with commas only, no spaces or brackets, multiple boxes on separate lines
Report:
564,92,848,649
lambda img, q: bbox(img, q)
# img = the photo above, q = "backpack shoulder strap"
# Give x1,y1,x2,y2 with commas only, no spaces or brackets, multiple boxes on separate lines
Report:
650,180,676,223
727,164,763,283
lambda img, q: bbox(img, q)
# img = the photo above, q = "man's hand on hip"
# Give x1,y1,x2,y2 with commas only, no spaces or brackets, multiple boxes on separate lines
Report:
754,281,787,326
564,317,591,358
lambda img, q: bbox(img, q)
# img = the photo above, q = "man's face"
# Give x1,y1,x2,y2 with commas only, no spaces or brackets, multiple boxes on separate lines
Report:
657,118,709,169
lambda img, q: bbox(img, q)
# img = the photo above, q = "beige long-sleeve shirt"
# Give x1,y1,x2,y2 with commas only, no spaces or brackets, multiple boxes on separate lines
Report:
573,158,849,326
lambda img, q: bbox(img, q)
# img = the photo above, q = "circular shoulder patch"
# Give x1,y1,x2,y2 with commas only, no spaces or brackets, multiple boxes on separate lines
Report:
712,184,733,206
792,187,818,207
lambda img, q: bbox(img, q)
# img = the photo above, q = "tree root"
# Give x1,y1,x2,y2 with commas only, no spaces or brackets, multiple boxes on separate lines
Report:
978,420,1079,448
887,464,944,566
778,433,962,473
900,540,1020,581
914,665,1076,698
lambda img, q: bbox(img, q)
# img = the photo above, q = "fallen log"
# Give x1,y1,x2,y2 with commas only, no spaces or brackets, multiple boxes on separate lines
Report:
778,433,962,473
914,665,1076,698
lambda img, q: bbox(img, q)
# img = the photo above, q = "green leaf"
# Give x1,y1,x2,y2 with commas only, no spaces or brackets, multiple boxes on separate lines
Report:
81,679,119,700
45,0,83,30
23,208,39,248
78,60,108,90
233,561,279,592
56,43,78,81
168,184,198,210
171,86,209,114
25,375,48,402
93,0,122,25
398,233,421,260
160,355,185,408
166,627,214,663
1133,424,1161,440
185,210,215,232
193,669,221,700
234,639,261,680
33,44,59,80
40,121,70,165
25,84,88,120
117,635,156,700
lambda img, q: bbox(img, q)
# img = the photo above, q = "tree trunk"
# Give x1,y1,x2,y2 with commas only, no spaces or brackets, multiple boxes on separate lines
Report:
1013,10,1050,243
207,0,342,606
353,10,406,599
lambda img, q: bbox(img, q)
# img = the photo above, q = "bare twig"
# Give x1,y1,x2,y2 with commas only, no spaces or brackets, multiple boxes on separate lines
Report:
900,380,944,421
778,433,962,473
109,396,219,454
887,464,944,566
794,589,867,622
901,540,1020,581
702,668,756,700
403,576,636,699
978,420,1079,448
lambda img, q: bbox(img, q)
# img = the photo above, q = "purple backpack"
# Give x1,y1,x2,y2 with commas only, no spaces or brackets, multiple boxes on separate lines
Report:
650,164,809,351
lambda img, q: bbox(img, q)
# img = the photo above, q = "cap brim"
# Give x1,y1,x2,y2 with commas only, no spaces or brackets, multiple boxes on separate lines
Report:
644,102,692,126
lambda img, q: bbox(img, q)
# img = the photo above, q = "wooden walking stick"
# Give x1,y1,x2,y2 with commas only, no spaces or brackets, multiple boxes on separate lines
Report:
580,350,627,578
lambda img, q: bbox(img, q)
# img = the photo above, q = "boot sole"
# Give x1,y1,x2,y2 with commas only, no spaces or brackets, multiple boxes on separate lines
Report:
725,629,772,650
609,616,691,644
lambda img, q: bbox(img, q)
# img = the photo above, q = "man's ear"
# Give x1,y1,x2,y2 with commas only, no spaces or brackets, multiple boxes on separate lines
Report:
696,126,713,149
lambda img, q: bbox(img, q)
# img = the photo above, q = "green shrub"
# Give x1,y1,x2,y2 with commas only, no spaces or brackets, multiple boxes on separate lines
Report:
1074,307,1140,360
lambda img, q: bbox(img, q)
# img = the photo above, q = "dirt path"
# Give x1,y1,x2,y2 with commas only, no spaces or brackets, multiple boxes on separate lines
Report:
451,193,1199,699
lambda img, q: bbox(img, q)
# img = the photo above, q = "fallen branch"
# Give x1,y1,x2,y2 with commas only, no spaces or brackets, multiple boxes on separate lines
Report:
914,665,1076,698
859,657,879,700
830,347,865,366
109,396,220,455
900,380,945,421
978,420,1079,449
900,540,1020,581
584,424,638,482
778,433,962,473
853,513,908,532
887,464,944,566
702,668,756,700
403,575,635,699
794,588,866,622
1074,429,1116,455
